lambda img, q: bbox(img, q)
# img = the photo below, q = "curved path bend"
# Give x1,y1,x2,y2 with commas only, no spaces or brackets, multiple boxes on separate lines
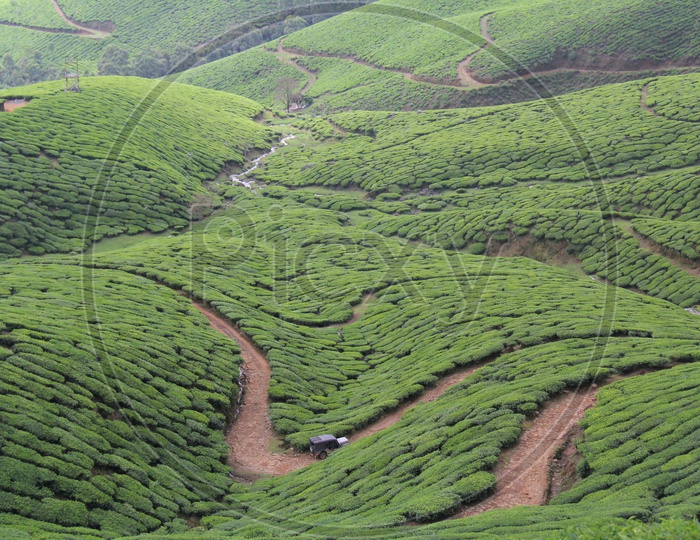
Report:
0,0,112,38
454,365,681,518
49,0,111,38
191,299,485,480
279,15,700,93
192,293,689,502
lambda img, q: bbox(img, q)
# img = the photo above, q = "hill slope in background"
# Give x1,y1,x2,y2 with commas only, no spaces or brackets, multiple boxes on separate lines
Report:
0,77,271,257
0,0,369,87
181,0,700,111
4,2,700,539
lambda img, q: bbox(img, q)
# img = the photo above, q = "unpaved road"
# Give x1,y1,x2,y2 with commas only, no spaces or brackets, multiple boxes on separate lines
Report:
277,39,318,97
191,298,489,480
49,0,111,38
192,302,315,479
455,387,598,517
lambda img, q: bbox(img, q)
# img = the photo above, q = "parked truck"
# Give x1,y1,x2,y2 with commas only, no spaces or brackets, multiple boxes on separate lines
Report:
309,434,349,459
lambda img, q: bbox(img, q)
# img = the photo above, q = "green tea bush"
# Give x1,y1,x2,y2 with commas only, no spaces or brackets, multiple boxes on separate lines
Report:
0,77,271,257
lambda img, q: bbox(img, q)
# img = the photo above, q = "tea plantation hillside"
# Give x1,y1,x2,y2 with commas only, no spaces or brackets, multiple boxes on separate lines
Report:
5,190,697,538
183,0,700,112
0,0,368,85
5,7,700,537
284,0,700,82
76,193,696,441
0,261,242,537
0,76,272,257
257,74,700,192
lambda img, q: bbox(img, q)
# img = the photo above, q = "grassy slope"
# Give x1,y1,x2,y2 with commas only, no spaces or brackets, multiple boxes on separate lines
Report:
182,0,700,112
0,0,368,79
0,261,241,537
0,76,271,257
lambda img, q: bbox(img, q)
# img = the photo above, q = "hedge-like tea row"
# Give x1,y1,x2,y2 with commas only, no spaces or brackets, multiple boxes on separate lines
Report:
632,219,700,261
0,262,241,536
0,0,70,28
160,338,700,536
552,363,700,521
178,46,309,107
278,0,700,83
255,75,700,192
0,77,271,257
78,195,700,450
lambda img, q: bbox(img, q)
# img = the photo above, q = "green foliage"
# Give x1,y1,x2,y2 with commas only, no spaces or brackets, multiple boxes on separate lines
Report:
257,76,700,192
0,262,242,536
179,47,308,107
551,365,700,522
0,76,270,256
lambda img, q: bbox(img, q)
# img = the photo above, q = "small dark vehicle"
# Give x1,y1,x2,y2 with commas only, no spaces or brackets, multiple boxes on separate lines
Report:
309,434,349,459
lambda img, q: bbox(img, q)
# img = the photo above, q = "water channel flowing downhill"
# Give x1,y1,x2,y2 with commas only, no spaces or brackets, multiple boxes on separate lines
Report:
230,135,295,189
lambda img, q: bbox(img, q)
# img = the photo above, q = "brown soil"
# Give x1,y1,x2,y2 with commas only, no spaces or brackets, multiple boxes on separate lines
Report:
616,218,700,278
486,235,585,277
332,292,376,328
190,297,490,480
191,302,315,479
277,39,318,99
49,0,112,38
2,99,30,112
278,41,465,88
455,387,598,518
351,363,484,440
546,424,584,501
640,83,657,115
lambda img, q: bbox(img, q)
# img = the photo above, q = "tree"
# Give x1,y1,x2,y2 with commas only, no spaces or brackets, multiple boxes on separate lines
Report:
275,77,300,112
97,46,130,76
131,49,168,78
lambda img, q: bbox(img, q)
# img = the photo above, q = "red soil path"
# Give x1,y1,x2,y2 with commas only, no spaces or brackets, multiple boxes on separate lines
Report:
49,0,111,38
191,299,486,480
192,302,315,479
455,387,598,517
2,99,30,112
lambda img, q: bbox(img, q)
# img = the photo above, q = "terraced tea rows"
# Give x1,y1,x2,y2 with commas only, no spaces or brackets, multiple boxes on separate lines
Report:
0,262,242,536
0,77,271,257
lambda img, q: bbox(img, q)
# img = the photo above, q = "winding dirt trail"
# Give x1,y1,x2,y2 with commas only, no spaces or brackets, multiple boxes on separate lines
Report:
454,365,683,518
640,83,656,115
49,0,111,38
190,297,490,480
0,0,111,38
278,14,700,93
351,364,484,441
455,387,598,517
191,302,316,479
457,14,493,87
277,39,317,97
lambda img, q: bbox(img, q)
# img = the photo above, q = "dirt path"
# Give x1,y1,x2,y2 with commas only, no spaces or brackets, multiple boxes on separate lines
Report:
191,302,316,479
454,365,684,518
278,40,465,88
191,297,490,480
640,83,657,115
455,388,598,517
48,0,111,39
351,364,484,440
277,39,317,97
1,99,30,112
616,218,700,278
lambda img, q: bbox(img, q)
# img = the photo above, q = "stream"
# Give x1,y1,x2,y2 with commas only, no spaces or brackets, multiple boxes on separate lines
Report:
230,134,296,189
